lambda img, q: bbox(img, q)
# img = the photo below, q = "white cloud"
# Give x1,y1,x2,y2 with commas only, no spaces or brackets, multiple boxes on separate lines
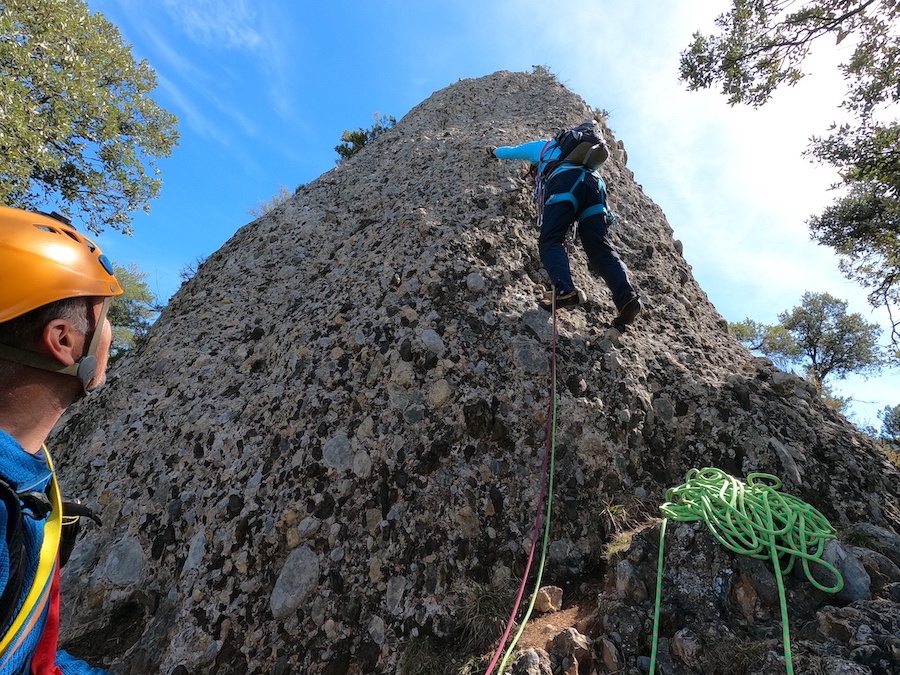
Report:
485,2,899,418
160,0,262,49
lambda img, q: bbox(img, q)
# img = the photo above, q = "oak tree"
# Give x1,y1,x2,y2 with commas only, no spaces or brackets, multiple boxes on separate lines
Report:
0,0,179,234
731,291,885,395
680,1,900,340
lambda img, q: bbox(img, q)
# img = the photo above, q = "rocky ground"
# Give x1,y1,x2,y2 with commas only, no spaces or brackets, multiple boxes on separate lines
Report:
503,520,900,674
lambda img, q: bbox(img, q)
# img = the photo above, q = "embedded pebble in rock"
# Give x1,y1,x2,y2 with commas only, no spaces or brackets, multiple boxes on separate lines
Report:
103,535,144,587
269,545,319,620
51,70,900,674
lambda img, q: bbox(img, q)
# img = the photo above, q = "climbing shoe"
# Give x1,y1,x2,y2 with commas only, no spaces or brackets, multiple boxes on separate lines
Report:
540,289,580,312
612,295,642,330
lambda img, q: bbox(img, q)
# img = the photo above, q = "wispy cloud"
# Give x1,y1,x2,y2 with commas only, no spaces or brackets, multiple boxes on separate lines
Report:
554,5,862,315
160,0,262,50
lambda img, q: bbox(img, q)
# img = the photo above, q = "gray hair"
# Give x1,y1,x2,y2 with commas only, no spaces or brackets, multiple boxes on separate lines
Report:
0,297,93,380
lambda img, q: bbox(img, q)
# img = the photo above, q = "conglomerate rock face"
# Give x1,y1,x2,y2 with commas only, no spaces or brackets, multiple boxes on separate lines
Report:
49,70,900,674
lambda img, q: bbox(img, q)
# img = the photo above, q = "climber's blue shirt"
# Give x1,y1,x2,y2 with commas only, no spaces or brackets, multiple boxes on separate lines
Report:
493,139,552,164
0,429,107,674
494,139,603,180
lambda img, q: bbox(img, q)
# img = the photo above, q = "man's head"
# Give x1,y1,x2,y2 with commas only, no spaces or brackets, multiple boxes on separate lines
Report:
0,206,123,396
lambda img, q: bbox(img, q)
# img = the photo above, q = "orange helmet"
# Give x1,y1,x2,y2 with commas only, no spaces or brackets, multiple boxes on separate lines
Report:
0,206,123,323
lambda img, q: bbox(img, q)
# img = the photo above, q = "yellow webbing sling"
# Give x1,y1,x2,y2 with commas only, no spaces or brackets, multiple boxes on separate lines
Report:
0,446,63,666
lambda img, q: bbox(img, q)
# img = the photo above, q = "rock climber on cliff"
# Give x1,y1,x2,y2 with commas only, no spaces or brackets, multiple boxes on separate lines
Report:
0,206,121,674
489,118,641,330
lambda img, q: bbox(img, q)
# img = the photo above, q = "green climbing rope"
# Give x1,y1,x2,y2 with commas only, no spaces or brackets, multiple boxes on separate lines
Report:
483,286,576,674
492,296,561,674
494,401,556,674
649,467,844,675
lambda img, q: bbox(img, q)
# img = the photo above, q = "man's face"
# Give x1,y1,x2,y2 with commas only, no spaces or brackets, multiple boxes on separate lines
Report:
83,298,113,392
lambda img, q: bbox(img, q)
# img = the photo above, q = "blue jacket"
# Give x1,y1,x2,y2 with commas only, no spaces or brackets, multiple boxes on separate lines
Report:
493,139,551,164
494,139,604,177
0,430,107,674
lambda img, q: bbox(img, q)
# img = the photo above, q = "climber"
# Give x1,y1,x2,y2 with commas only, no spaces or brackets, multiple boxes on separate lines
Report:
489,119,642,329
0,205,122,674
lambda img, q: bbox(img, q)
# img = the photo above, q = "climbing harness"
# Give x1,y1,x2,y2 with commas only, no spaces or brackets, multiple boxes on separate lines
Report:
649,467,844,675
542,167,607,222
0,446,63,669
484,290,561,675
534,154,608,252
536,162,607,222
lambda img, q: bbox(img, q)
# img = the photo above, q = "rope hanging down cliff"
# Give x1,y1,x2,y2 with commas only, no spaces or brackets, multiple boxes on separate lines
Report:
483,290,563,675
649,467,844,675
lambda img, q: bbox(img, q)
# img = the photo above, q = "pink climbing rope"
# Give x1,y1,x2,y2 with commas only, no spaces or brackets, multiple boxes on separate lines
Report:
483,298,559,674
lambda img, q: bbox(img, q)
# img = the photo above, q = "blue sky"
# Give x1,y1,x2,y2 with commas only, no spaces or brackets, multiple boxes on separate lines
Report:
85,0,897,428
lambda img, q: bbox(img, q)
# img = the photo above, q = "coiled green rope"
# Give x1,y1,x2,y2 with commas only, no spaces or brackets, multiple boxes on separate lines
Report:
650,467,844,675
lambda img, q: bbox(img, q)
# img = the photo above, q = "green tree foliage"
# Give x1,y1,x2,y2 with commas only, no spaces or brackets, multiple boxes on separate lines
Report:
679,1,900,341
780,292,885,388
334,113,396,164
807,125,900,340
0,0,179,234
729,317,800,370
731,292,885,395
108,262,158,362
879,404,900,447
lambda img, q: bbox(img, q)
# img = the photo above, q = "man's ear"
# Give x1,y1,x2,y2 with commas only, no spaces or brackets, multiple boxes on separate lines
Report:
41,319,82,367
